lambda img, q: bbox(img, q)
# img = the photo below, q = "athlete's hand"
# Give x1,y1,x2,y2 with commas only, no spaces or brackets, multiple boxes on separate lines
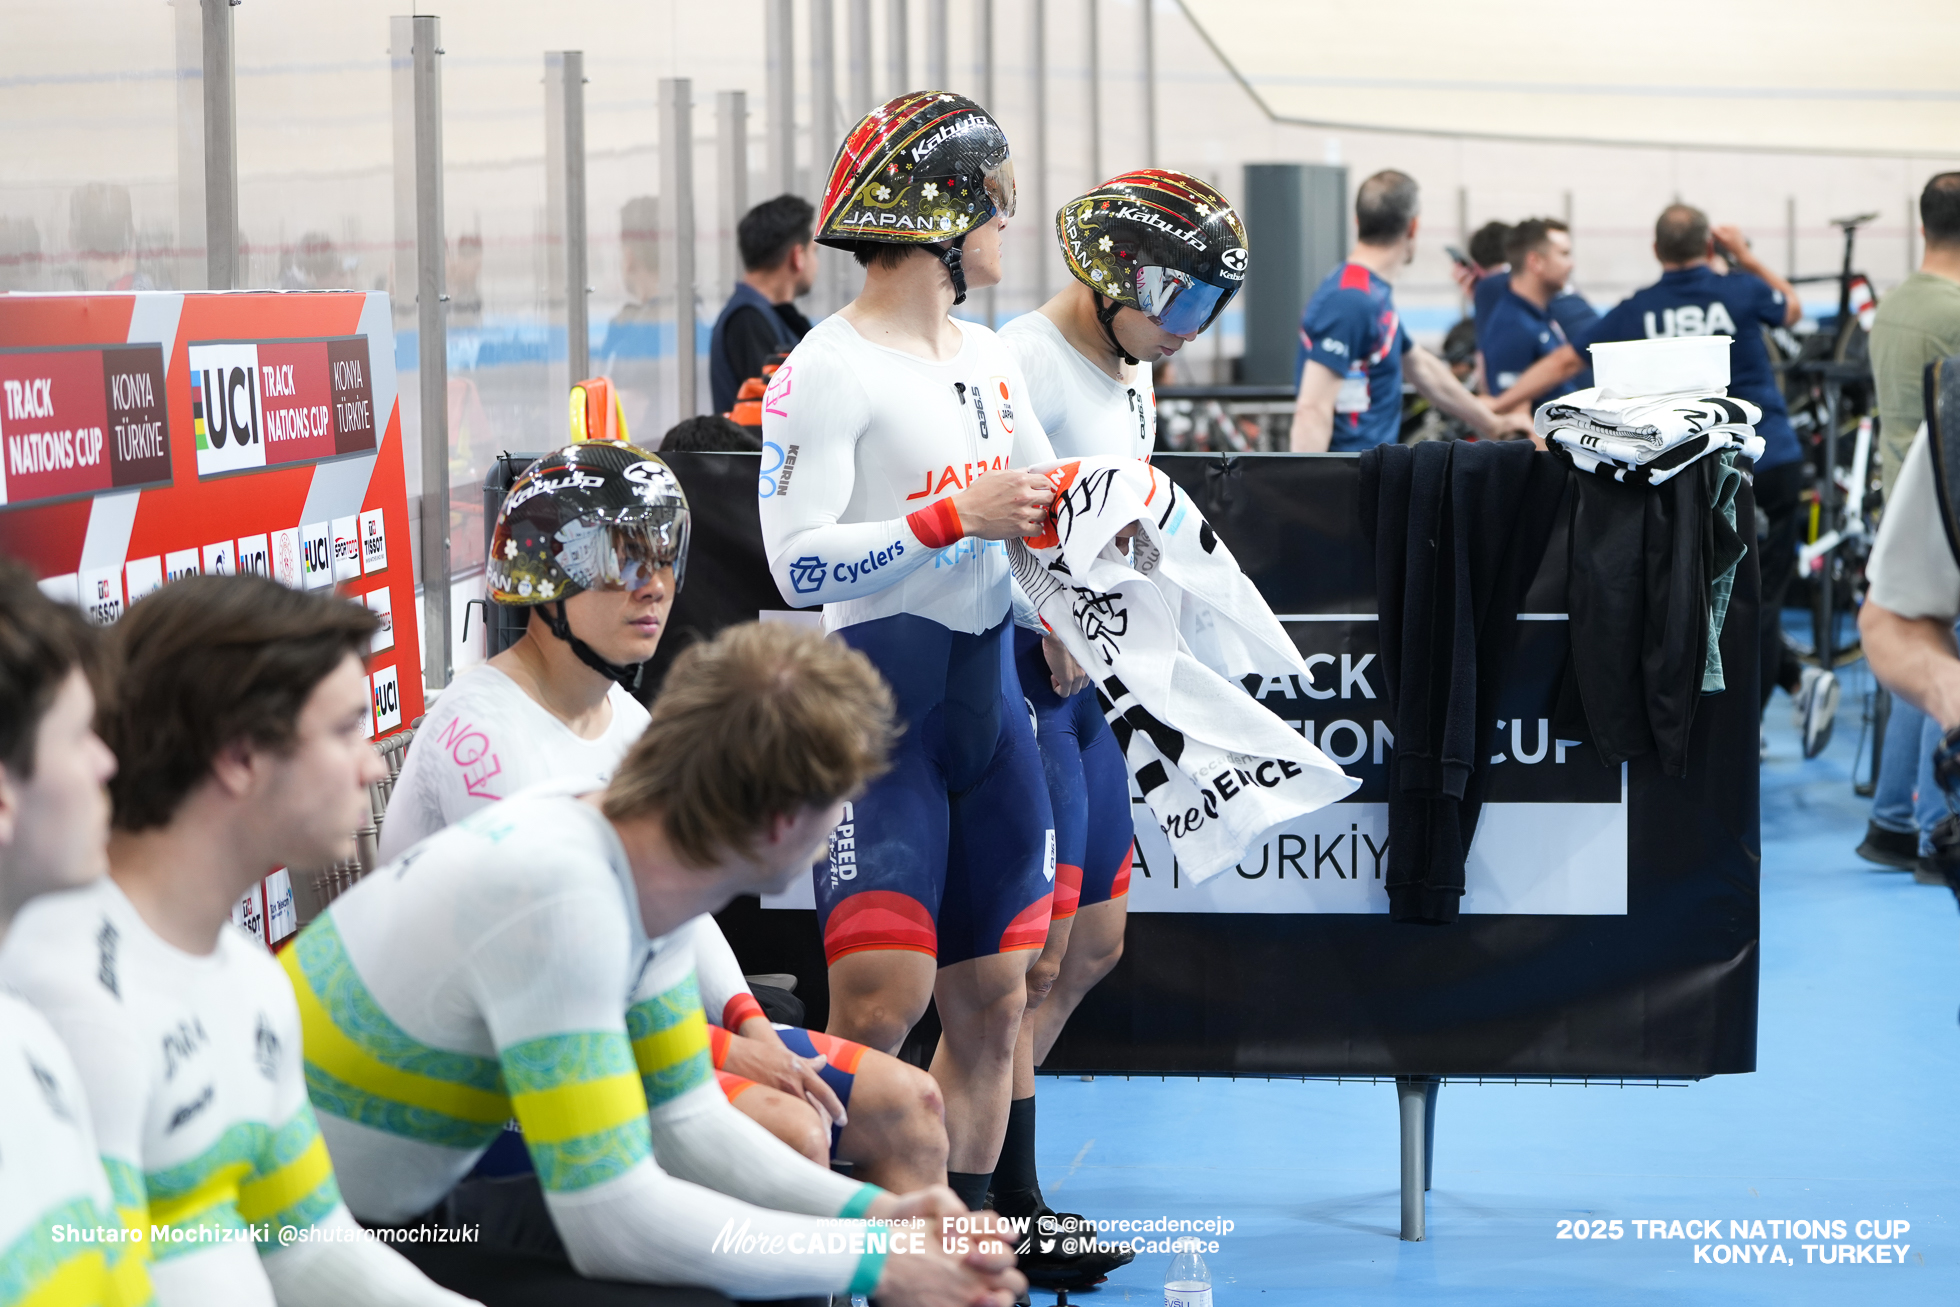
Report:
1043,634,1090,697
1483,406,1537,442
951,469,1053,541
866,1185,966,1224
721,1032,847,1128
873,1221,1025,1307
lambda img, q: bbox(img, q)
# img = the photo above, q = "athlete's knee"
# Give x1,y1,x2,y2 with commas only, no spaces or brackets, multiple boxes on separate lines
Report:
1023,955,1063,1010
830,997,924,1055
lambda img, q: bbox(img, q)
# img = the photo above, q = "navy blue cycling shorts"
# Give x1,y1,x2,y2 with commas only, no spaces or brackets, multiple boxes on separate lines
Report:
1013,627,1135,919
816,614,1056,968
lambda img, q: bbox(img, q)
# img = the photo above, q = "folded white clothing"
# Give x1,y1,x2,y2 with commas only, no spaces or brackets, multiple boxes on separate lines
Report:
1535,387,1762,451
1008,457,1358,883
1553,427,1764,485
1551,423,1758,467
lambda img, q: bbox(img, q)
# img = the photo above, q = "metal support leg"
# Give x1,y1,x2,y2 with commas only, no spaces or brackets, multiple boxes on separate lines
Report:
1397,1076,1439,1241
1424,1076,1438,1191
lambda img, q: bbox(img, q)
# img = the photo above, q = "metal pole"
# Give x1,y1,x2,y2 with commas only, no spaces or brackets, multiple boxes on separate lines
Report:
1142,0,1157,169
1786,195,1797,280
546,52,590,387
924,0,947,88
390,17,418,334
848,0,873,117
1087,0,1101,184
718,91,749,298
765,0,795,196
201,0,240,289
174,0,206,290
1031,0,1046,302
977,0,995,325
412,15,452,689
662,79,699,420
1396,1076,1434,1241
810,0,835,167
887,0,909,97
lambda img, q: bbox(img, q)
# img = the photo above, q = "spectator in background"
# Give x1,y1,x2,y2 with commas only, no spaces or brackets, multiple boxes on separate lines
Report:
600,196,664,442
1477,218,1584,409
709,195,819,415
661,414,762,453
278,231,346,292
446,231,484,325
69,182,152,292
1856,172,1960,878
1493,204,1829,752
1290,170,1532,451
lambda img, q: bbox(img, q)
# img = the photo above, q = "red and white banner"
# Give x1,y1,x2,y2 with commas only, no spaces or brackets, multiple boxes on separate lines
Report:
1,292,422,950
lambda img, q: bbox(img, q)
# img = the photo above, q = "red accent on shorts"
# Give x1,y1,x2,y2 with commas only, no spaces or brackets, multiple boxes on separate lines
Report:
1338,262,1372,292
906,498,964,549
1110,845,1134,899
802,1030,870,1076
708,1023,734,1069
998,892,1055,953
717,1070,757,1101
723,993,766,1032
1052,863,1084,921
823,891,939,964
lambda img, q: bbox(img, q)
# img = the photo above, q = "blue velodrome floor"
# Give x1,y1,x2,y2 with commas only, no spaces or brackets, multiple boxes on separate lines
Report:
1031,661,1960,1305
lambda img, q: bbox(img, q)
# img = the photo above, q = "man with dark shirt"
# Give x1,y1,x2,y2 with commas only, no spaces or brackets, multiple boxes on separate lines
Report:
1289,170,1532,451
1477,217,1590,409
709,195,819,414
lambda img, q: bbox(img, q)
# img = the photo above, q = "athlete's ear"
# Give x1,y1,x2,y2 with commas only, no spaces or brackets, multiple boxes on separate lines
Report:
207,737,261,801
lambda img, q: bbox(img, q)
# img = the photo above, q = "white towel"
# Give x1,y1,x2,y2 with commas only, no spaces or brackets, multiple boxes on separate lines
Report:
1009,457,1358,883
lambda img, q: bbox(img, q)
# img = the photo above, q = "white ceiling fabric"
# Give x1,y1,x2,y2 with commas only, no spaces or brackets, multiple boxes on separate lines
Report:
1178,0,1960,156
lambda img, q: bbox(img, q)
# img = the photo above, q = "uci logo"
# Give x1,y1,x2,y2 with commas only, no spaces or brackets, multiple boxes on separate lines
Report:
788,556,827,595
1221,248,1248,274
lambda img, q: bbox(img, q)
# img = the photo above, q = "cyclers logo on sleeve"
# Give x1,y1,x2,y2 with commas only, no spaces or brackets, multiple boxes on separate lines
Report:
789,556,828,595
831,539,905,586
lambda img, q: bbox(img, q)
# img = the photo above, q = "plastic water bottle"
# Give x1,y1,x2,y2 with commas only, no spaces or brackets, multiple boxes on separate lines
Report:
1164,1236,1213,1307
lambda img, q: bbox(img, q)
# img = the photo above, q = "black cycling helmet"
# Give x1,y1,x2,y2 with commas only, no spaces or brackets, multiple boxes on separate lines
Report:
486,440,689,691
816,91,1016,305
1057,170,1248,364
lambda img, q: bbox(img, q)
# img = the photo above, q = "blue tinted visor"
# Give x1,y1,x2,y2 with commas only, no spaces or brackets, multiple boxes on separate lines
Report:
1137,265,1234,336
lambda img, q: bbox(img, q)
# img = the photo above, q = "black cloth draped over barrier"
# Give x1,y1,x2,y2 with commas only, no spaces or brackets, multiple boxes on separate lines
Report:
651,451,1760,1079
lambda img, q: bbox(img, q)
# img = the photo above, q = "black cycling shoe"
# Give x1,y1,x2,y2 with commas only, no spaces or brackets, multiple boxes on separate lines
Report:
1016,1208,1134,1290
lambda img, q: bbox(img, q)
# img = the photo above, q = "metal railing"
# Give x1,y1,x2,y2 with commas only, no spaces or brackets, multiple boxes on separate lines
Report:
1154,384,1297,453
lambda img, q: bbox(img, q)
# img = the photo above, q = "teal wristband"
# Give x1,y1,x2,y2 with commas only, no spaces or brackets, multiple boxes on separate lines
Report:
848,1248,889,1297
838,1184,882,1219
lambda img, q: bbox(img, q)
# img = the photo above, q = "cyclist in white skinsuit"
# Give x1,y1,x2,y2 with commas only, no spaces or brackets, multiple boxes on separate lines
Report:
285,623,1021,1306
0,564,152,1307
757,90,1071,1215
991,171,1249,1290
1,576,476,1307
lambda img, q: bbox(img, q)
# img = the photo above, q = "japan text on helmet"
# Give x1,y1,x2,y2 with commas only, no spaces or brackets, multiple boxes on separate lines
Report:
816,92,1016,303
1058,170,1248,351
486,441,690,607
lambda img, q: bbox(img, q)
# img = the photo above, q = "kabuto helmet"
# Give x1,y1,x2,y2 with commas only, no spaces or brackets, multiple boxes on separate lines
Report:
816,91,1016,305
1056,170,1248,365
486,441,689,691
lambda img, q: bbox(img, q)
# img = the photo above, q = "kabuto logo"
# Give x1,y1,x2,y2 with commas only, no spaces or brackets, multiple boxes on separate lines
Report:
788,556,827,595
1221,248,1248,277
1113,205,1206,251
187,343,266,477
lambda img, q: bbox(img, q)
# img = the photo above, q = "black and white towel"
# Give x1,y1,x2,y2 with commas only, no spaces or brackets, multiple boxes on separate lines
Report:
1009,457,1357,883
1536,386,1763,484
